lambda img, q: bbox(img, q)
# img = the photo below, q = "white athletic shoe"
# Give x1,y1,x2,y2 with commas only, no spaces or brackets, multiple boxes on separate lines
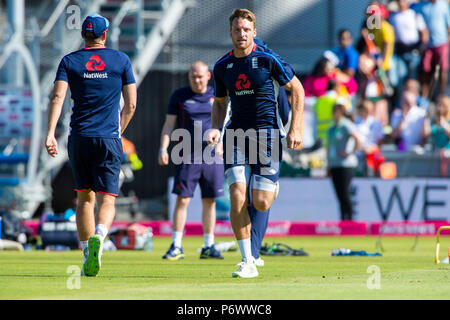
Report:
232,259,259,278
255,257,265,267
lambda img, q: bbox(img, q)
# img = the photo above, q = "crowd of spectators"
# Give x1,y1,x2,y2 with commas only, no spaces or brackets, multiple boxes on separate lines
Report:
301,0,450,178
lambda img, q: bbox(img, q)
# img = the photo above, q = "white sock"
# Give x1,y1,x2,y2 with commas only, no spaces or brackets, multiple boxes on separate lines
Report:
81,241,89,262
95,224,108,241
173,231,183,248
237,238,254,263
204,234,214,248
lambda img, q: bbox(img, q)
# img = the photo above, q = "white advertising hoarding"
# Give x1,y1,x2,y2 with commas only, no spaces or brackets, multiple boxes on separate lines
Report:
168,177,450,222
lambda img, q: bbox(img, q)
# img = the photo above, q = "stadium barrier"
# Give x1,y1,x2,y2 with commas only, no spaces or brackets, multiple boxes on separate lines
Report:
22,220,450,237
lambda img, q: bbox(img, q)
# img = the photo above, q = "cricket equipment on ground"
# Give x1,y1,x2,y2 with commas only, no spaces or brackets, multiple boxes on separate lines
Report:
435,226,450,264
162,243,184,260
260,242,309,256
232,260,258,278
330,248,381,256
83,235,103,277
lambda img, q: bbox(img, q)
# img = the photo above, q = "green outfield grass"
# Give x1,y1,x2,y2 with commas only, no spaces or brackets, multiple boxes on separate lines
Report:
0,236,449,300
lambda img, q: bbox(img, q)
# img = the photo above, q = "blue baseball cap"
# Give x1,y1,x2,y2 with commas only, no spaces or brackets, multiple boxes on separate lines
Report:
82,14,109,38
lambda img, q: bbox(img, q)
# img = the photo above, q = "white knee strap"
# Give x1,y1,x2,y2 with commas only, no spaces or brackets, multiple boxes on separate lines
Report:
225,165,251,187
251,174,278,193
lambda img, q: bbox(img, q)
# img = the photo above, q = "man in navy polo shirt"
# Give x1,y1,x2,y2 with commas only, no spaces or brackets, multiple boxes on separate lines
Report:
206,9,305,278
158,61,224,260
45,14,137,277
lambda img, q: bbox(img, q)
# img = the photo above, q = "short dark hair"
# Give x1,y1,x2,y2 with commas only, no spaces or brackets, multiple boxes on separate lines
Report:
327,79,338,91
338,29,351,39
311,57,330,77
84,31,101,41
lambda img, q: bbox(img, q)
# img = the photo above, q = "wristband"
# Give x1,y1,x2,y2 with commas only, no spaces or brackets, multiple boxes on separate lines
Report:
159,149,168,155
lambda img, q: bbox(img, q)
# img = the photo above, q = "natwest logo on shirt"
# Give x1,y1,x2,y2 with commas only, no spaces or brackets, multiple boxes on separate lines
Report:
235,73,251,90
85,55,106,71
234,73,254,96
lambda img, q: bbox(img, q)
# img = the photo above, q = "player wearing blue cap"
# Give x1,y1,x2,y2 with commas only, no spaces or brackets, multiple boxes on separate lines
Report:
206,9,305,278
45,14,137,277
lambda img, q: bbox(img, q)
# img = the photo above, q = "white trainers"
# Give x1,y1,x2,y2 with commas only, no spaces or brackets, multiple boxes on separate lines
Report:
255,257,265,267
232,259,259,278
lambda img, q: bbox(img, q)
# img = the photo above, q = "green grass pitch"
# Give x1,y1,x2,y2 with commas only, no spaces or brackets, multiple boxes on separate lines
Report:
1,236,450,300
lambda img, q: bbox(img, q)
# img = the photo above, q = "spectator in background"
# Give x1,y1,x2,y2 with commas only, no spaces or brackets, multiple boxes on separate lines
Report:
355,100,385,149
355,100,385,176
414,0,450,99
364,2,395,75
390,90,426,151
423,95,450,176
389,0,429,103
355,37,390,127
327,102,361,221
403,78,430,109
312,79,339,147
303,50,358,98
331,29,360,78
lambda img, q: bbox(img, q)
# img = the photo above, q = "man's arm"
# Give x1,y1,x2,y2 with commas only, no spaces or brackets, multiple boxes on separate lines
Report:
120,83,137,135
206,96,229,146
211,96,229,130
283,76,304,149
158,114,177,165
45,80,68,157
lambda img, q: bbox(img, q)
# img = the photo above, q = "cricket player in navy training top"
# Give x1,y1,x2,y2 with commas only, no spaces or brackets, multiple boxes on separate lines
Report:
206,9,305,278
45,14,137,277
158,61,225,260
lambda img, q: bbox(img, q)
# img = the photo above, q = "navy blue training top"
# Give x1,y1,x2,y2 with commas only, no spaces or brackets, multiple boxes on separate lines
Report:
167,86,215,157
55,47,136,138
213,44,295,131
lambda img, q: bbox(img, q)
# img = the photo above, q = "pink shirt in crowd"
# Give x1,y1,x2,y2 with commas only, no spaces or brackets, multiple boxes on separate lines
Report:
303,72,358,97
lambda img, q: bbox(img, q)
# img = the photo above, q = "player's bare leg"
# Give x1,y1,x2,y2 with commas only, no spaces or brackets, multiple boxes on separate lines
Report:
163,196,190,260
173,196,190,234
200,198,223,259
201,198,216,236
75,189,96,276
75,190,96,241
252,189,276,212
82,193,116,277
229,182,251,241
229,182,258,278
96,193,117,231
202,197,216,248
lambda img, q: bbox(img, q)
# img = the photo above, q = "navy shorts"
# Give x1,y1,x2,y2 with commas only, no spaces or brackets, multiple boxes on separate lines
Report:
222,128,282,185
172,163,225,198
68,135,122,196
